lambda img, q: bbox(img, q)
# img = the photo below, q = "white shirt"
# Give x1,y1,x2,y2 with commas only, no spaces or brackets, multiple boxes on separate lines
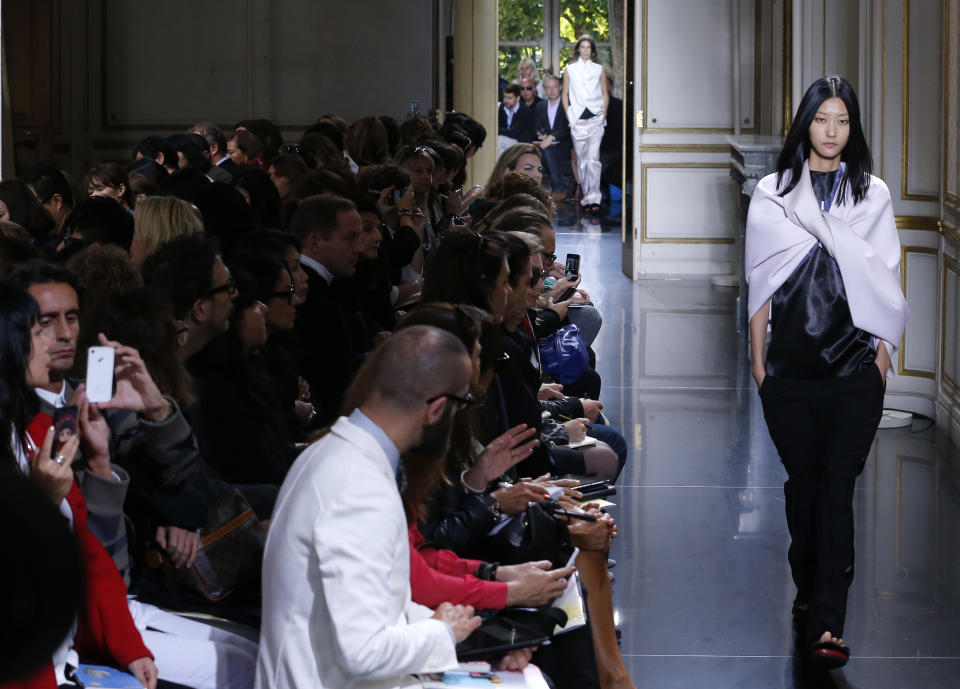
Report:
565,58,604,121
502,101,519,128
547,98,561,129
35,380,67,408
300,254,334,285
255,416,458,689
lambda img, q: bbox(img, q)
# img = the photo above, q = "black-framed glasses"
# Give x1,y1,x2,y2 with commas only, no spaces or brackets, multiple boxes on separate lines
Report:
426,391,478,410
543,252,558,263
270,282,296,303
205,278,236,299
519,86,534,91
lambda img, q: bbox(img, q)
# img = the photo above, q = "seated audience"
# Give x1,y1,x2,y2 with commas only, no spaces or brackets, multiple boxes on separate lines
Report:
130,196,204,267
65,243,143,310
0,179,56,243
286,194,367,424
58,196,136,257
257,326,485,689
21,165,77,235
267,152,308,202
187,255,298,485
0,280,157,689
85,162,136,212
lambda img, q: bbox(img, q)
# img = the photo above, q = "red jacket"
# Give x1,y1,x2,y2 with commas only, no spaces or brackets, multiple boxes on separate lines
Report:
1,414,152,689
408,524,508,610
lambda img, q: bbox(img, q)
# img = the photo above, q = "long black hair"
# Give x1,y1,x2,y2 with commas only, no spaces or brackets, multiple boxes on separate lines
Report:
776,75,872,205
0,281,41,468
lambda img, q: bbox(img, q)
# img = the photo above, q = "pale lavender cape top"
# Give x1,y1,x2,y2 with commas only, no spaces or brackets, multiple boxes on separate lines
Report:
744,160,908,361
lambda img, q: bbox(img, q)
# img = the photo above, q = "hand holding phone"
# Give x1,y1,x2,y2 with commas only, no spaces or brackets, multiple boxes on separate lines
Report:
85,346,115,403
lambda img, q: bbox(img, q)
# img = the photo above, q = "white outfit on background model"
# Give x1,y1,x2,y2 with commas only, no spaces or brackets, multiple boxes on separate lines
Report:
565,57,606,207
255,411,458,689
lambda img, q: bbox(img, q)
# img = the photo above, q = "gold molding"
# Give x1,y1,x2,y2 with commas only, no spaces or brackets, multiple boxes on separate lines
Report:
639,144,729,153
900,0,939,202
640,162,736,244
899,245,938,378
895,215,943,231
781,0,792,137
945,0,959,211
943,219,960,245
941,253,960,393
641,0,760,135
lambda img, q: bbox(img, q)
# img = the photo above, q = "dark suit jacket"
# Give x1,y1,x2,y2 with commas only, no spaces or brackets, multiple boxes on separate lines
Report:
533,99,571,147
294,264,369,425
216,157,243,183
497,102,535,143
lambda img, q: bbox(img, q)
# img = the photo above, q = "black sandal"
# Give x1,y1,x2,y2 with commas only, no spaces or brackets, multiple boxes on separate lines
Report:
811,639,850,668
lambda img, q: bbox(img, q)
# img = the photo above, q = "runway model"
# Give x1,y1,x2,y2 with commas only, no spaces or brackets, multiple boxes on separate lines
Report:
745,75,908,668
562,35,608,214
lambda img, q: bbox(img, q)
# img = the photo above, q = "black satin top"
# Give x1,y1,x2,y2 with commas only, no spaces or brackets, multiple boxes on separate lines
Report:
765,170,876,379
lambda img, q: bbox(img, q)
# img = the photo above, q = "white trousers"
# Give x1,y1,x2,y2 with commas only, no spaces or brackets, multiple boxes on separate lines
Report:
570,115,606,206
128,599,258,689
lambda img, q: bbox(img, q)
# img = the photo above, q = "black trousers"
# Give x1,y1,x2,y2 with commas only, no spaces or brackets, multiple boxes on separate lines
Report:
760,365,884,646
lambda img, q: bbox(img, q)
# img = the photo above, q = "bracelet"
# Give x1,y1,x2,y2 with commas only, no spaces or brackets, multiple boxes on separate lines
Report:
398,208,413,217
476,561,499,581
460,469,486,494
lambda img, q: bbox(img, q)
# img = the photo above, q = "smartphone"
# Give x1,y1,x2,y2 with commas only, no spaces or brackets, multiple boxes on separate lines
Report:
51,406,78,458
393,189,403,204
86,346,115,403
576,480,610,495
565,253,581,277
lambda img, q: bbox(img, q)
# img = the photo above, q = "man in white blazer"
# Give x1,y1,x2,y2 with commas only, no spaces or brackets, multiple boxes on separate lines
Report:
256,326,482,689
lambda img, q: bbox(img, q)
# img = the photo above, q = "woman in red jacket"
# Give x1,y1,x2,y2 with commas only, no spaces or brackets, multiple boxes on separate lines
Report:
0,280,156,689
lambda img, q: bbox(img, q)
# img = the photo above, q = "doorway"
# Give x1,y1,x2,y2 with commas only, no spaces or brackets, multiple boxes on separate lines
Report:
497,0,634,275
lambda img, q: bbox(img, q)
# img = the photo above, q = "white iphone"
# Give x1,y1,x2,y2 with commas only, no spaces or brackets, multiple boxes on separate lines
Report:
86,346,115,403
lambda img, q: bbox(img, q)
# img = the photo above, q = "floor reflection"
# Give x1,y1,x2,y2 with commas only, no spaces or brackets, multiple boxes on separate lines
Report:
552,226,960,688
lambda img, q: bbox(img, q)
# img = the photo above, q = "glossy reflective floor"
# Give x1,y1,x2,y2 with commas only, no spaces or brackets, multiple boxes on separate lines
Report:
554,221,960,688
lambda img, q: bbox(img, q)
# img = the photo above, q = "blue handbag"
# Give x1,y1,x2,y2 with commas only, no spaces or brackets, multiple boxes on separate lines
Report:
538,324,589,385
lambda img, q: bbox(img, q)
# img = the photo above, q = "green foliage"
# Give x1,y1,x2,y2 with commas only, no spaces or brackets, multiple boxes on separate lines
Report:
499,0,544,42
498,1,611,80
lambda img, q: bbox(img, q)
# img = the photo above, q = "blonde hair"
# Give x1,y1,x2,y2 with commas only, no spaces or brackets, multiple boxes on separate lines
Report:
484,143,542,188
133,196,204,261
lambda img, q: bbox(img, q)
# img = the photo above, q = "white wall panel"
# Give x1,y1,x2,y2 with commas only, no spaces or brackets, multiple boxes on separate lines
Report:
901,249,938,375
903,0,942,199
645,0,749,130
642,165,737,242
943,258,960,391
946,0,960,209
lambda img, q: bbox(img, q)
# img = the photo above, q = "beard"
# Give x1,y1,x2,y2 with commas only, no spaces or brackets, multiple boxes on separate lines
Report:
405,404,457,470
402,404,458,514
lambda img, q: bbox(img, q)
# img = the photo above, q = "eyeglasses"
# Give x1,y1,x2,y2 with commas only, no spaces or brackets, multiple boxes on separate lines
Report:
529,267,545,288
270,282,296,303
426,391,478,410
519,86,534,91
205,278,236,299
543,252,558,263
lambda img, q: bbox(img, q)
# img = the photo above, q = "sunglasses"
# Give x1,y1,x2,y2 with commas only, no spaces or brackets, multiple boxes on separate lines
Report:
529,267,545,288
426,391,478,410
519,86,534,91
